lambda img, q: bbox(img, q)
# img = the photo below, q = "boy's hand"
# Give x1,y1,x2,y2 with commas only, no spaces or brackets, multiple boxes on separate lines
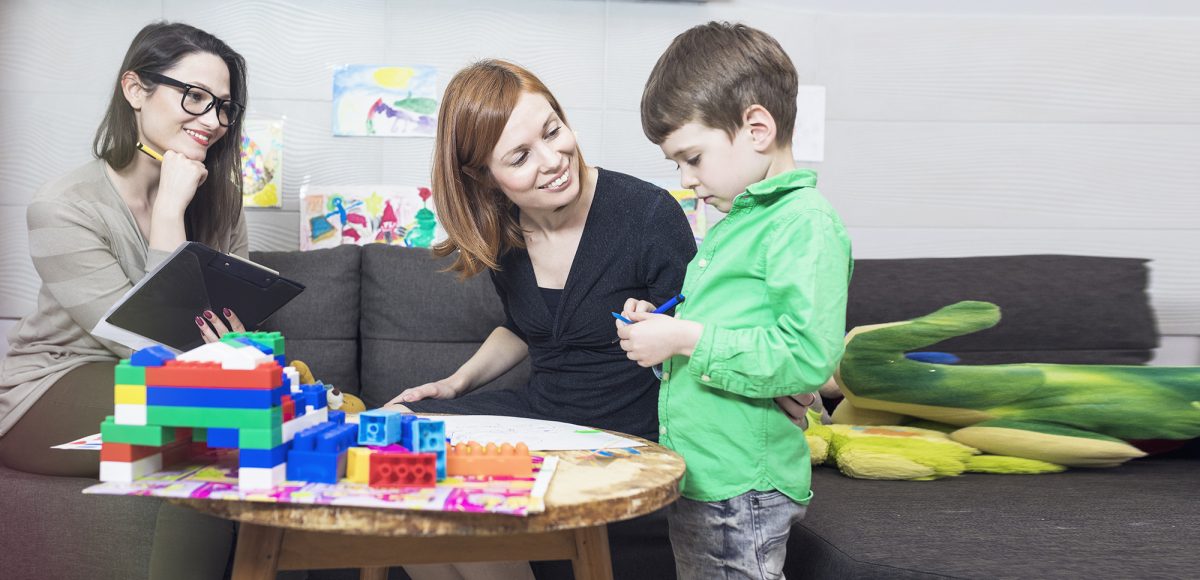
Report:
616,310,702,367
775,393,818,430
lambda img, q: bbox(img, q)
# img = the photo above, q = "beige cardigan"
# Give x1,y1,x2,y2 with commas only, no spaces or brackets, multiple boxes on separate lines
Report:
0,159,248,436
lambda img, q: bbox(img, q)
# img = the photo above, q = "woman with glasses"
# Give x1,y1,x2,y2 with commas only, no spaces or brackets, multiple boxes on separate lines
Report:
0,21,247,579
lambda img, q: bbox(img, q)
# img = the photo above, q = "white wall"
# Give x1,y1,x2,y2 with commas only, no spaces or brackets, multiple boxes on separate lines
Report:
1,0,1197,362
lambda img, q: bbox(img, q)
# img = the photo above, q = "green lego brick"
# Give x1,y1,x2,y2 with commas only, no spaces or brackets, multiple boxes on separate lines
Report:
146,405,281,430
100,416,174,446
238,426,283,449
224,331,285,356
114,361,146,385
192,427,208,443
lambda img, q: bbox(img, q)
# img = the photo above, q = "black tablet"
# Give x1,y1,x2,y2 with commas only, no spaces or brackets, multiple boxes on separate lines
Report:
94,242,305,352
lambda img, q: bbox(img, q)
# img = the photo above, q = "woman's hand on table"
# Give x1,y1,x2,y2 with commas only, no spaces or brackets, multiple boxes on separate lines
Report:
196,307,246,343
384,376,465,409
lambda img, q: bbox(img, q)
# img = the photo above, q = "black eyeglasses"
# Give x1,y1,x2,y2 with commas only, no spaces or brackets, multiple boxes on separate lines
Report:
137,70,244,127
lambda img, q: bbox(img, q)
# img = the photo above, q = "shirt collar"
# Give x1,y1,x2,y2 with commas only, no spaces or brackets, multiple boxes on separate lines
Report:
732,169,818,209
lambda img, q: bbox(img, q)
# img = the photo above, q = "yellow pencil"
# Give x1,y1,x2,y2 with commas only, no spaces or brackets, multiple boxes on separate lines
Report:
136,141,164,161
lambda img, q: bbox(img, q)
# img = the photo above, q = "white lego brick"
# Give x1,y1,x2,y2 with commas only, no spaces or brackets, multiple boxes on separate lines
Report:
99,454,163,483
282,406,328,443
177,341,271,370
239,463,287,490
284,366,300,393
114,404,147,426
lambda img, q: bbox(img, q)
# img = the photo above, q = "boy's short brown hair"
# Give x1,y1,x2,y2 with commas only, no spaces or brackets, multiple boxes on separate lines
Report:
641,21,798,146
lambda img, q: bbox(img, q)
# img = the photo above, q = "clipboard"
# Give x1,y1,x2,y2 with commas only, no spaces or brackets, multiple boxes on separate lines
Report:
93,242,305,353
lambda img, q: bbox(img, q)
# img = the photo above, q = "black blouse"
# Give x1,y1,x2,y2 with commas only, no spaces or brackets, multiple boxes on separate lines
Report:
490,168,696,439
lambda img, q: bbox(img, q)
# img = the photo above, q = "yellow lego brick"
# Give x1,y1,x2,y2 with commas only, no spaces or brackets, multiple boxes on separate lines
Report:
114,384,147,405
346,447,374,484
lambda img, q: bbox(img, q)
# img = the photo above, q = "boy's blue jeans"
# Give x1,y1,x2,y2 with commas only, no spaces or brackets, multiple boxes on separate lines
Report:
667,490,808,580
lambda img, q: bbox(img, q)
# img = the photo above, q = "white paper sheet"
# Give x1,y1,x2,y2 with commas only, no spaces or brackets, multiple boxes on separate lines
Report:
427,415,644,451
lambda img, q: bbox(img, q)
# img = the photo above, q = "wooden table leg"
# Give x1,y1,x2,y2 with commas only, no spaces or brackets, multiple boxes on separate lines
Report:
570,525,614,580
359,566,389,580
231,523,285,580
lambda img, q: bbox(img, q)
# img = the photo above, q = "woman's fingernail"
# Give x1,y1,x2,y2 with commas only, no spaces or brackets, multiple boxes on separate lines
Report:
203,310,214,319
195,316,205,327
222,307,232,317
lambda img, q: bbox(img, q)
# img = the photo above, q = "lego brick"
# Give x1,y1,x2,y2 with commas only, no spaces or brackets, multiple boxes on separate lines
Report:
101,416,175,446
286,449,347,483
284,367,299,393
281,395,295,421
114,361,146,386
206,427,240,448
239,463,286,490
398,414,420,449
100,442,161,462
274,355,286,367
240,443,289,469
410,419,446,454
238,426,283,450
145,360,281,389
177,340,272,370
114,404,147,426
223,336,274,356
357,409,403,446
282,406,328,443
316,424,357,454
346,447,374,484
146,405,281,430
369,452,437,488
191,427,208,442
292,422,338,451
446,442,533,478
224,331,285,357
99,454,163,483
130,345,176,367
114,384,147,405
328,410,345,425
146,384,288,409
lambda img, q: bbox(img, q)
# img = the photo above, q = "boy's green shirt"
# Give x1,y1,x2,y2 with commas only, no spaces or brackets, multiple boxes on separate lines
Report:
659,169,852,503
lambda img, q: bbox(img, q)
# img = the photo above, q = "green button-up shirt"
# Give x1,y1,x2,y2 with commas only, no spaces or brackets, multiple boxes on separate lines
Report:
660,169,852,503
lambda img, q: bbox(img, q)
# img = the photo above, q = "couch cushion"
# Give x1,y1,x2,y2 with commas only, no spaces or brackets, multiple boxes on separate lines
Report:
848,255,1158,364
358,245,530,407
792,458,1199,579
251,245,362,394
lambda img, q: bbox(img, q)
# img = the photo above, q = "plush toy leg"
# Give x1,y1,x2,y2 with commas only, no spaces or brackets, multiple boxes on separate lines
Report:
830,398,909,425
952,419,1146,468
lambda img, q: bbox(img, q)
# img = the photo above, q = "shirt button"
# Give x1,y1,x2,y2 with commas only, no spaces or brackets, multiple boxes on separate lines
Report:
662,372,671,381
659,425,667,435
698,258,708,268
701,374,711,382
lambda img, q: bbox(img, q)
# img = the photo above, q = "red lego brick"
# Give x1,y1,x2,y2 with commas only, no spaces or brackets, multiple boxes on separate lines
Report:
145,361,282,389
100,442,162,463
281,395,295,422
368,451,437,488
446,441,533,477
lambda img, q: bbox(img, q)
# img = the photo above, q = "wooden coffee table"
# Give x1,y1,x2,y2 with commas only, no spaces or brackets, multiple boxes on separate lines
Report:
176,433,685,580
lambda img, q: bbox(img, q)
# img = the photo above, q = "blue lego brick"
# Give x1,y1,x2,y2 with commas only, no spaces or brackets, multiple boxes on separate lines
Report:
146,384,289,409
411,420,446,453
315,423,357,454
230,337,274,356
286,449,346,483
275,355,286,367
298,384,328,410
207,427,240,448
433,449,446,480
130,345,176,367
358,409,403,446
240,443,289,468
294,422,340,453
398,414,420,449
328,410,345,425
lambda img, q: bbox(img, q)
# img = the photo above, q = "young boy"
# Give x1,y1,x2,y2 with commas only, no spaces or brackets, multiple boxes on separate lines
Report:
617,21,852,579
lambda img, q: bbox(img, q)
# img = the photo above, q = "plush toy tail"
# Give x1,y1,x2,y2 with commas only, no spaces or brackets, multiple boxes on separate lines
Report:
965,455,1064,474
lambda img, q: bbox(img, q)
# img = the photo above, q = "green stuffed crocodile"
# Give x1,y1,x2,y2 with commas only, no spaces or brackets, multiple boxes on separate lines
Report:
831,301,1200,468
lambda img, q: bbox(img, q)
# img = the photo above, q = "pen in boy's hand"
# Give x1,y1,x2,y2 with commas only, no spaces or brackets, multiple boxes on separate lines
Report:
611,294,686,342
612,312,633,324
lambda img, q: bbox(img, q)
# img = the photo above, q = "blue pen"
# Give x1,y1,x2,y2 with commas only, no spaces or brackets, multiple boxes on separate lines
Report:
611,294,686,325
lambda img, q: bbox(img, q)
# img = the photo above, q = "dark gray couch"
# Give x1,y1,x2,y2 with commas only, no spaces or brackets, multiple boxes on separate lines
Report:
2,246,1194,579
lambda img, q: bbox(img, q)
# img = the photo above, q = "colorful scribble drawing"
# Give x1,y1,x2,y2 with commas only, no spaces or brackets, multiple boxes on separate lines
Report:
669,189,707,244
333,65,438,137
301,186,445,251
240,119,283,207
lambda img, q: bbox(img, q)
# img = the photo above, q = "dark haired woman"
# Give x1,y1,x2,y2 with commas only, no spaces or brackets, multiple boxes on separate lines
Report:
0,22,248,578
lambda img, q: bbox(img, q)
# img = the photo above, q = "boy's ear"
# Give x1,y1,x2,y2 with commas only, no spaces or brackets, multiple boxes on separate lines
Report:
742,104,777,153
120,71,147,110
